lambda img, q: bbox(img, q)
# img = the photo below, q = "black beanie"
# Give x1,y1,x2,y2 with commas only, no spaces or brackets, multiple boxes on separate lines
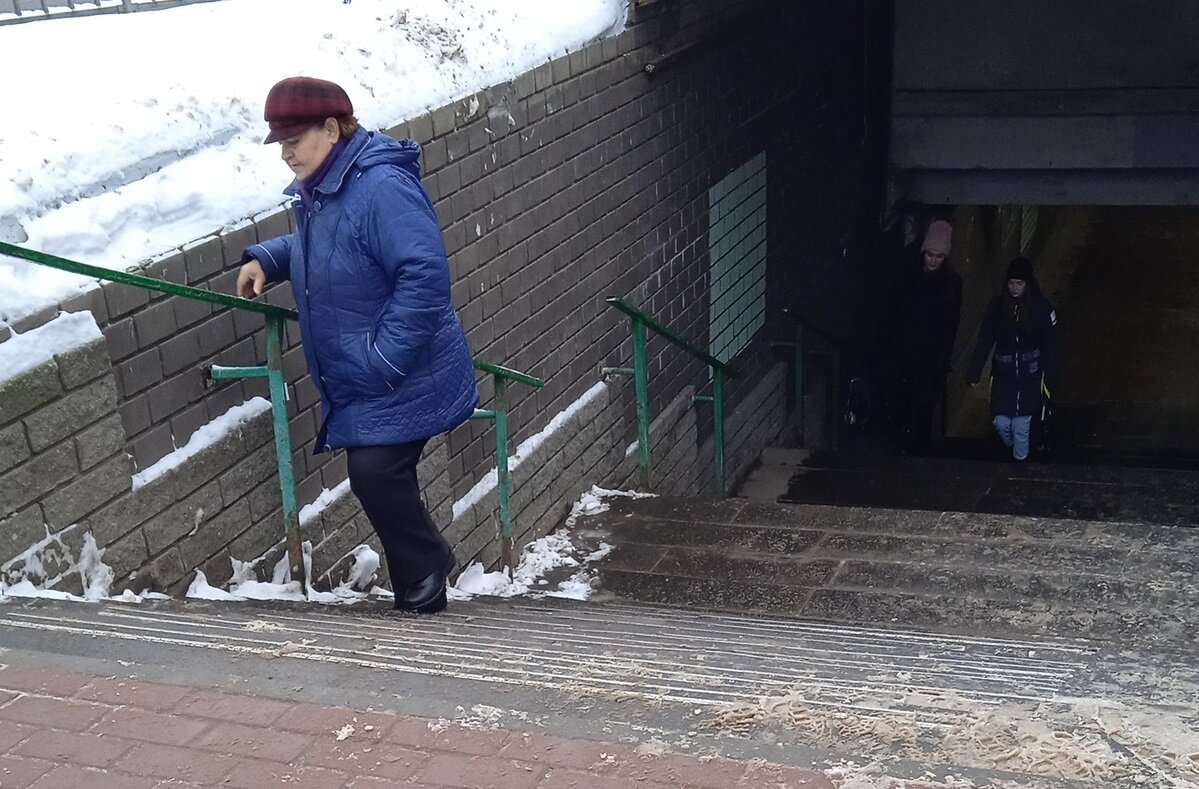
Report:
1006,256,1034,282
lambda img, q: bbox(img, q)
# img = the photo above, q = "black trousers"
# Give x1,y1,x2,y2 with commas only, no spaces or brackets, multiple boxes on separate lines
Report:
346,440,450,591
893,376,940,452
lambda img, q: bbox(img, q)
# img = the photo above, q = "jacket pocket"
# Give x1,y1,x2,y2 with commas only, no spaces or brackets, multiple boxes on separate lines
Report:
363,334,402,393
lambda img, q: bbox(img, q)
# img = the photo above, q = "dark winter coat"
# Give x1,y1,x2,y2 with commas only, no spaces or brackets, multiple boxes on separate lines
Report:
966,282,1059,417
883,258,963,396
246,129,478,451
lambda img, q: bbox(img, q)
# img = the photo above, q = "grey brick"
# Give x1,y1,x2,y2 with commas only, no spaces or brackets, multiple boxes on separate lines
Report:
0,506,45,566
0,361,63,426
229,510,282,562
133,547,187,595
177,498,253,570
196,312,236,356
145,370,204,423
9,306,58,335
118,395,151,439
533,63,554,92
253,209,291,243
159,326,203,377
24,376,118,452
102,316,138,362
58,287,110,329
102,278,151,319
173,292,212,331
130,423,175,472
182,236,225,284
133,298,179,347
142,250,187,286
0,443,77,519
85,487,160,547
99,528,149,582
41,453,133,531
141,481,223,555
219,221,259,269
407,113,434,144
74,413,127,471
515,71,537,100
0,421,33,483
169,403,210,450
54,338,111,390
446,129,469,162
218,442,277,506
550,54,571,85
246,477,283,524
422,137,449,173
431,104,457,137
115,347,163,396
231,306,261,342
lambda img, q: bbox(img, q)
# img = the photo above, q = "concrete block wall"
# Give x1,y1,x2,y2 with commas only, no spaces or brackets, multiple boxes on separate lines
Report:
2,0,892,592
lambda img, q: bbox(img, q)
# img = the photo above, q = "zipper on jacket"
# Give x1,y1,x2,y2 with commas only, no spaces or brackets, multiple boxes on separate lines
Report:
1014,305,1021,413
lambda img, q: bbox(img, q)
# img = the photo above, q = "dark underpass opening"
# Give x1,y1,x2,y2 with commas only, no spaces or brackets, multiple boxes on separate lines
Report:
944,205,1199,463
779,205,1199,527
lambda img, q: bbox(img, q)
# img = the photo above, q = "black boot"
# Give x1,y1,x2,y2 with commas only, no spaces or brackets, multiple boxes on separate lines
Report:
395,551,456,615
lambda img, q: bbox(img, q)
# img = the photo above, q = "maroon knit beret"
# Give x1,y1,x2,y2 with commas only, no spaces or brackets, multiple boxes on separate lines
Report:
262,77,354,144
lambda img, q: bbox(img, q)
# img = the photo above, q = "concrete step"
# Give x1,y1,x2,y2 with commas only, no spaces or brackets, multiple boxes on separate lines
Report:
578,496,1199,650
777,448,1199,526
3,594,1196,787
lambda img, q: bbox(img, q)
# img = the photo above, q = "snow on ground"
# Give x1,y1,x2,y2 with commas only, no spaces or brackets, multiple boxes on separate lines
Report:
0,0,626,324
1,480,632,607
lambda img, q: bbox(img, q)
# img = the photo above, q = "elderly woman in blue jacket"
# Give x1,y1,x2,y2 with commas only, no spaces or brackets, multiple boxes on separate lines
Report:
237,77,478,614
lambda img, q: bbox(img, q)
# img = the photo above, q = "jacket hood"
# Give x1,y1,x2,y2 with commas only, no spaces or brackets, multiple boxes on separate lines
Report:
284,130,422,196
355,132,422,177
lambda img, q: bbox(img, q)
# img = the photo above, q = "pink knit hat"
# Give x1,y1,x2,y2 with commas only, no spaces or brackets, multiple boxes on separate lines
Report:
921,220,952,257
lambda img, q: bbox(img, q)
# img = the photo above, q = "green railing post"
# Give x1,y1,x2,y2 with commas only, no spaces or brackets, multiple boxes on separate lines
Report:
605,298,739,497
493,376,513,576
631,317,652,490
469,361,544,577
264,314,303,590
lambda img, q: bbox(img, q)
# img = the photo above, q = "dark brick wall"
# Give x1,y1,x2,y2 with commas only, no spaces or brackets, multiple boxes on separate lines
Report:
415,0,894,481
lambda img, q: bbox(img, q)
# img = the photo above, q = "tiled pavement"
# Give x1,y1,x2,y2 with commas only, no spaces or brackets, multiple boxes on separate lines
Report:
0,662,834,789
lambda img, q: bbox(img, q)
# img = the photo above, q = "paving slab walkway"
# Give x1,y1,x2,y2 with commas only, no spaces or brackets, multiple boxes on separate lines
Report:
0,658,831,789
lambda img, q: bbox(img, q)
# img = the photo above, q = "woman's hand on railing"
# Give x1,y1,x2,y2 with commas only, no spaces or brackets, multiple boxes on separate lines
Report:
237,259,266,299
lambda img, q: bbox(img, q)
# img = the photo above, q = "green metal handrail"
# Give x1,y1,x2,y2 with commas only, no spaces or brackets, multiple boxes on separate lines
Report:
778,307,860,452
604,297,740,495
0,241,308,590
469,362,545,575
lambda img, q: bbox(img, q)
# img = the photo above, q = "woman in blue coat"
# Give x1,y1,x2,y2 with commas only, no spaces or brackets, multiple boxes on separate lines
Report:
237,77,478,613
966,256,1059,461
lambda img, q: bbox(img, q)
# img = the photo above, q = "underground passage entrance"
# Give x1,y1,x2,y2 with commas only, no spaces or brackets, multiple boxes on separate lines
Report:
945,205,1199,461
778,205,1199,527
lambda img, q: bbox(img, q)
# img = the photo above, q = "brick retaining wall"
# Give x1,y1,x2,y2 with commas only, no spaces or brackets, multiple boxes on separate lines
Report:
0,0,892,594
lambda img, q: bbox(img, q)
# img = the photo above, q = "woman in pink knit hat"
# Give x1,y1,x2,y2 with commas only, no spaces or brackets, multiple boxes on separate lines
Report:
879,219,962,453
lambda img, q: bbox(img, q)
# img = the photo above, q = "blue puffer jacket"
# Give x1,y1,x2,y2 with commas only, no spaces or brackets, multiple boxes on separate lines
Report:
246,129,478,451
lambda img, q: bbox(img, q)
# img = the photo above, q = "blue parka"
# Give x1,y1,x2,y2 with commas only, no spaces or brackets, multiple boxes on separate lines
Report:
246,129,478,451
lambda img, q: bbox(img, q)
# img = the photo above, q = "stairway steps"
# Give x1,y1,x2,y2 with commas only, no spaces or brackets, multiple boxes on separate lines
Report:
577,494,1199,649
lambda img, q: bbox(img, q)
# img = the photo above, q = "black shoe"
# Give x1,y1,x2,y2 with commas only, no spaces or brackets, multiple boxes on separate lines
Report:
395,551,456,615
